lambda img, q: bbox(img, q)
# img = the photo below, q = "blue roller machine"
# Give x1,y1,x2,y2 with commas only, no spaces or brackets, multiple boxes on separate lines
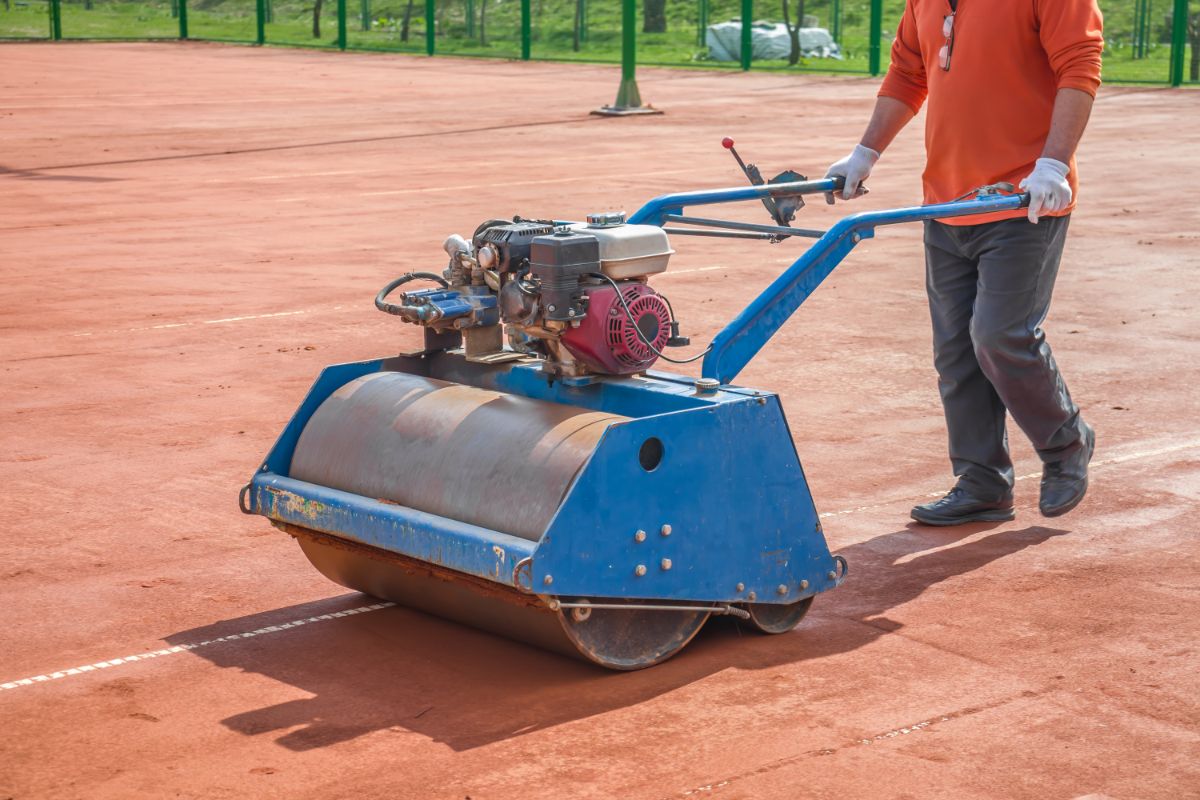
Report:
240,142,1030,670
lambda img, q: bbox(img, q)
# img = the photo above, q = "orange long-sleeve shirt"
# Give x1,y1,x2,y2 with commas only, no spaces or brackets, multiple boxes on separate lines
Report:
879,0,1104,224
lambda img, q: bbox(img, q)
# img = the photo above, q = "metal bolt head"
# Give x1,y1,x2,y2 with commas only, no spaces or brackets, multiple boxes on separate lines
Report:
543,574,553,586
828,570,838,580
547,304,557,312
634,529,647,543
799,579,809,590
661,558,672,571
568,309,576,317
747,591,757,601
634,564,647,577
776,584,788,595
660,524,672,537
735,582,745,592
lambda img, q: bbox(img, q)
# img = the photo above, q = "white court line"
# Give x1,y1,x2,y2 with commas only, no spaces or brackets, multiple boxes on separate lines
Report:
72,306,348,338
2,442,1194,695
817,438,1200,521
656,265,728,279
276,167,699,202
0,603,394,693
67,265,734,338
207,169,369,183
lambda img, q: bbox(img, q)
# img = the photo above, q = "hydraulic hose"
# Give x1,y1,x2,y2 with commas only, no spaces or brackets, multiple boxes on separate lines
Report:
374,272,450,318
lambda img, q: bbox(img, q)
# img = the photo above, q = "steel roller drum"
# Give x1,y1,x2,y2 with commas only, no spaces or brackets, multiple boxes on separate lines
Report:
286,371,710,669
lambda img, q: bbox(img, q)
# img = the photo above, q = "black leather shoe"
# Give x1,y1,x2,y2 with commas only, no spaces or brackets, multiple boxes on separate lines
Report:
911,487,1015,526
1040,423,1095,517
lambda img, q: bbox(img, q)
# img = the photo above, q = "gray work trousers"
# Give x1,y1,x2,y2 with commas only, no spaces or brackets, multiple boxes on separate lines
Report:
924,214,1086,502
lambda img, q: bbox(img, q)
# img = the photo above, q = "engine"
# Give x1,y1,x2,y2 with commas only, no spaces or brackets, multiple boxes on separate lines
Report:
376,212,684,378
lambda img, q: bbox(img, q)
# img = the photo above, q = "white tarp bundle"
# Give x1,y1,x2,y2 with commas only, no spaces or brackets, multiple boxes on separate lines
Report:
706,21,842,62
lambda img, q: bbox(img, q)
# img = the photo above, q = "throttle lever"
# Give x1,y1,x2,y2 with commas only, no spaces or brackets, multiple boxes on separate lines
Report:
721,137,803,228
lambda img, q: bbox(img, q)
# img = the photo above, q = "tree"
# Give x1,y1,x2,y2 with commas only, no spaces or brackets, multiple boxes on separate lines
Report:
1191,12,1199,82
781,0,806,66
643,0,665,34
400,0,414,41
573,0,582,52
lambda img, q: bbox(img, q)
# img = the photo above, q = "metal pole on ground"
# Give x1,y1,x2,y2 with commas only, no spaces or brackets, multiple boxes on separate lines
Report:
868,0,882,76
592,0,662,116
49,0,61,39
337,0,347,48
832,0,840,43
256,0,265,42
740,0,752,71
425,0,434,55
520,0,530,59
179,0,188,39
466,0,473,36
1169,0,1187,85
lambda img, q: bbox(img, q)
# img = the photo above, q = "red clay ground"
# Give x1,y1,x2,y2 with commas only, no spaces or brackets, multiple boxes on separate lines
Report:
1,42,1198,800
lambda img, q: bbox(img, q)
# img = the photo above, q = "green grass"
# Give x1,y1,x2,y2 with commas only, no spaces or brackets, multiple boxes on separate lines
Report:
1,0,1194,84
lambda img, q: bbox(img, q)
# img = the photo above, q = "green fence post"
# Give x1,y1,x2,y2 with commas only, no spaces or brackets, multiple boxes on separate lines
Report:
520,0,531,59
697,0,707,47
740,0,752,70
337,0,347,48
49,0,62,39
832,0,840,43
256,0,265,42
360,0,369,32
1169,0,1188,85
591,0,660,114
179,0,188,38
868,0,882,75
466,0,474,36
425,0,434,54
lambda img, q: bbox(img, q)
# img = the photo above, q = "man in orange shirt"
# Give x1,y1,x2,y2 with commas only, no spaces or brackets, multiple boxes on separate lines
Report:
826,0,1104,525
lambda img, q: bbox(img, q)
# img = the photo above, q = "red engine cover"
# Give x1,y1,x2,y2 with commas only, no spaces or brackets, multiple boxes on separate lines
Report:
560,282,671,375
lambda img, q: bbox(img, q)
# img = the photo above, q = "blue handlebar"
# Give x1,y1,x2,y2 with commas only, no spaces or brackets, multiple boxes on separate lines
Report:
628,179,841,226
627,182,1029,384
695,192,1029,384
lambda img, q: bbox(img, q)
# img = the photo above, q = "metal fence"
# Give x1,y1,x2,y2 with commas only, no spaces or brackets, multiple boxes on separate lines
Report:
2,0,1197,85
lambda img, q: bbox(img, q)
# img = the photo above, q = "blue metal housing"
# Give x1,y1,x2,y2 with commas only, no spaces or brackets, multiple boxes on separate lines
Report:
245,355,838,604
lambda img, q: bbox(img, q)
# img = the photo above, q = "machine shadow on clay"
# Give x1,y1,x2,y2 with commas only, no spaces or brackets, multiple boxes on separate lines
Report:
167,523,1067,753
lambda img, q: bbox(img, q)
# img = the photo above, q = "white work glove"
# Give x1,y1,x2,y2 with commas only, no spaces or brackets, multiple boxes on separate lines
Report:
1019,157,1072,223
824,144,880,202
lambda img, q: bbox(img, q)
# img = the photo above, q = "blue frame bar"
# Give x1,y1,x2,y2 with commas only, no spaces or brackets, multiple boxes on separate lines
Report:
628,179,840,226
251,473,537,587
699,193,1028,384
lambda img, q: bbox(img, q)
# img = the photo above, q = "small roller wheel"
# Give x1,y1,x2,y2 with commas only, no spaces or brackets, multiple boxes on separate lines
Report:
743,596,814,634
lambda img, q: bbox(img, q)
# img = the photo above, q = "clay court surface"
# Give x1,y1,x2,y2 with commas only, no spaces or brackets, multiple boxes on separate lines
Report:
2,42,1199,798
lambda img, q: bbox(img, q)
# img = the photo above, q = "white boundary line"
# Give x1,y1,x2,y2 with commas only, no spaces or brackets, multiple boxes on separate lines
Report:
2,441,1195,695
276,167,699,202
817,439,1200,521
65,265,729,338
0,602,394,693
72,306,348,338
